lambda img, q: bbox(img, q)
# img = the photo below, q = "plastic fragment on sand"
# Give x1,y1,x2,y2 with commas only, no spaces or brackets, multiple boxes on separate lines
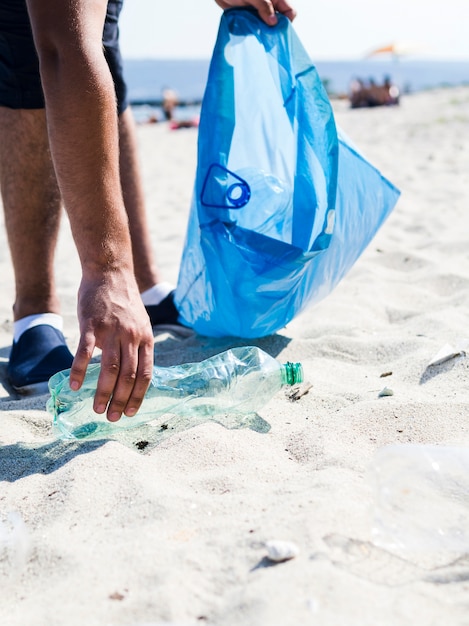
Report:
286,381,313,401
427,342,467,367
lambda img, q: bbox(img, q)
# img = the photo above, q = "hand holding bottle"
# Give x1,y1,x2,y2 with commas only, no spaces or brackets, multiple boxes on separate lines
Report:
48,346,303,441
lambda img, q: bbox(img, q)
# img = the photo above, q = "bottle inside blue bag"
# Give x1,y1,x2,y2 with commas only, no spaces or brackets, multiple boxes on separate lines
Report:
48,346,303,441
201,163,292,241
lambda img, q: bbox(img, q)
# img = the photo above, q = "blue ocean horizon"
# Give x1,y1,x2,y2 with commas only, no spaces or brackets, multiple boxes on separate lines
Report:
124,57,469,104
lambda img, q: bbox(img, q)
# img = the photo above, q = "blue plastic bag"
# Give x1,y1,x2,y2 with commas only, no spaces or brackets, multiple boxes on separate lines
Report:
175,9,400,338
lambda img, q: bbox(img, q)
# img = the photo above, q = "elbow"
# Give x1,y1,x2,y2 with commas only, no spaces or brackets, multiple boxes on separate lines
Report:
26,4,102,81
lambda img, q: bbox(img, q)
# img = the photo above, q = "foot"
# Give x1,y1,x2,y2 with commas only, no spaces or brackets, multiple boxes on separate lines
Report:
7,325,74,395
144,291,192,336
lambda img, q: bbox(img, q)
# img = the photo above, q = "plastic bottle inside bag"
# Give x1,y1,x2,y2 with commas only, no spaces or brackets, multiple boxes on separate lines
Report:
201,163,292,242
234,167,292,241
369,444,469,554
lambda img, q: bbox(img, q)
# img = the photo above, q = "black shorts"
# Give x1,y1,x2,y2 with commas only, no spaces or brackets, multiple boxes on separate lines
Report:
0,0,128,114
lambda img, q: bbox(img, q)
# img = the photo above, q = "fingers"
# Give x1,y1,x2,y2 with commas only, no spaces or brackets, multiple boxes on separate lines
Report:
251,1,277,25
124,343,154,418
273,0,296,21
93,343,124,421
215,1,297,24
93,334,154,423
71,323,153,423
69,330,96,391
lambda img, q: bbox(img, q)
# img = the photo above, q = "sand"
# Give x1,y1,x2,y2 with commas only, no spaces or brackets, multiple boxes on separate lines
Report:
1,86,469,626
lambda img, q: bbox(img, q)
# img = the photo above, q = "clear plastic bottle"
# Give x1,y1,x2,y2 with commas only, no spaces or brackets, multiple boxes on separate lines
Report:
47,346,303,441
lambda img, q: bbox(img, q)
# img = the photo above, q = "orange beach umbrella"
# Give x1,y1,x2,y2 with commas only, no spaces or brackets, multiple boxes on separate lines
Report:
365,41,429,59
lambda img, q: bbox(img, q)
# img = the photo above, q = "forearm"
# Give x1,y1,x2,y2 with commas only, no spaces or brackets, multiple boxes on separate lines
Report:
47,65,132,276
26,0,132,277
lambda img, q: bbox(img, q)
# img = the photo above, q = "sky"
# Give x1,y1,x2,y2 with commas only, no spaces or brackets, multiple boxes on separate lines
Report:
119,0,469,61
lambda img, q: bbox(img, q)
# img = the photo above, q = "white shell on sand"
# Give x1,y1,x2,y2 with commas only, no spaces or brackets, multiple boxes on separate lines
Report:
265,540,299,562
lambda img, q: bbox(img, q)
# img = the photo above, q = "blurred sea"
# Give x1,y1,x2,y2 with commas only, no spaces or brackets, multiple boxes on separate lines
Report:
124,58,469,121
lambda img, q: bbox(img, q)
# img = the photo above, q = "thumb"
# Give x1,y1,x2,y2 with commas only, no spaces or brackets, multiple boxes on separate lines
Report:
69,331,95,391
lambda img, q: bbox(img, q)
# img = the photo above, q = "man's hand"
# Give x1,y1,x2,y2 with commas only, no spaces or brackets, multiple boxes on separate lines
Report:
214,0,296,24
70,270,154,422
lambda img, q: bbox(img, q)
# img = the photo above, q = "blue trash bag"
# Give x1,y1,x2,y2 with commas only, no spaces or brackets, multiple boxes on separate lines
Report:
175,9,400,338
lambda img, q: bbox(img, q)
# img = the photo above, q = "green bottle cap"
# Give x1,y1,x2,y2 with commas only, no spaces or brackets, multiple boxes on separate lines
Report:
282,362,303,385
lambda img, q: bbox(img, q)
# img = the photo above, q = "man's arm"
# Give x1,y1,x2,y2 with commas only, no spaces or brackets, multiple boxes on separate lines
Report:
214,0,296,24
26,0,154,422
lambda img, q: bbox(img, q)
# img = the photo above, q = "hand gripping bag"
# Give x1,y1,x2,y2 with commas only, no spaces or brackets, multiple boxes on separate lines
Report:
175,9,400,338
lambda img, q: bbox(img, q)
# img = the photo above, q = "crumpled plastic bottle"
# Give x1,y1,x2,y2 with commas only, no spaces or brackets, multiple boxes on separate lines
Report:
47,346,303,441
369,444,469,553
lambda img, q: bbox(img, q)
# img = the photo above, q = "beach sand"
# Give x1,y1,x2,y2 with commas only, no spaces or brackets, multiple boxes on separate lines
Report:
1,86,469,626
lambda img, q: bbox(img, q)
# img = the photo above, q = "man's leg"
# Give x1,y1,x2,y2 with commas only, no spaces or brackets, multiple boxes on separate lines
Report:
0,107,61,320
118,106,181,327
118,106,160,293
0,106,73,393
